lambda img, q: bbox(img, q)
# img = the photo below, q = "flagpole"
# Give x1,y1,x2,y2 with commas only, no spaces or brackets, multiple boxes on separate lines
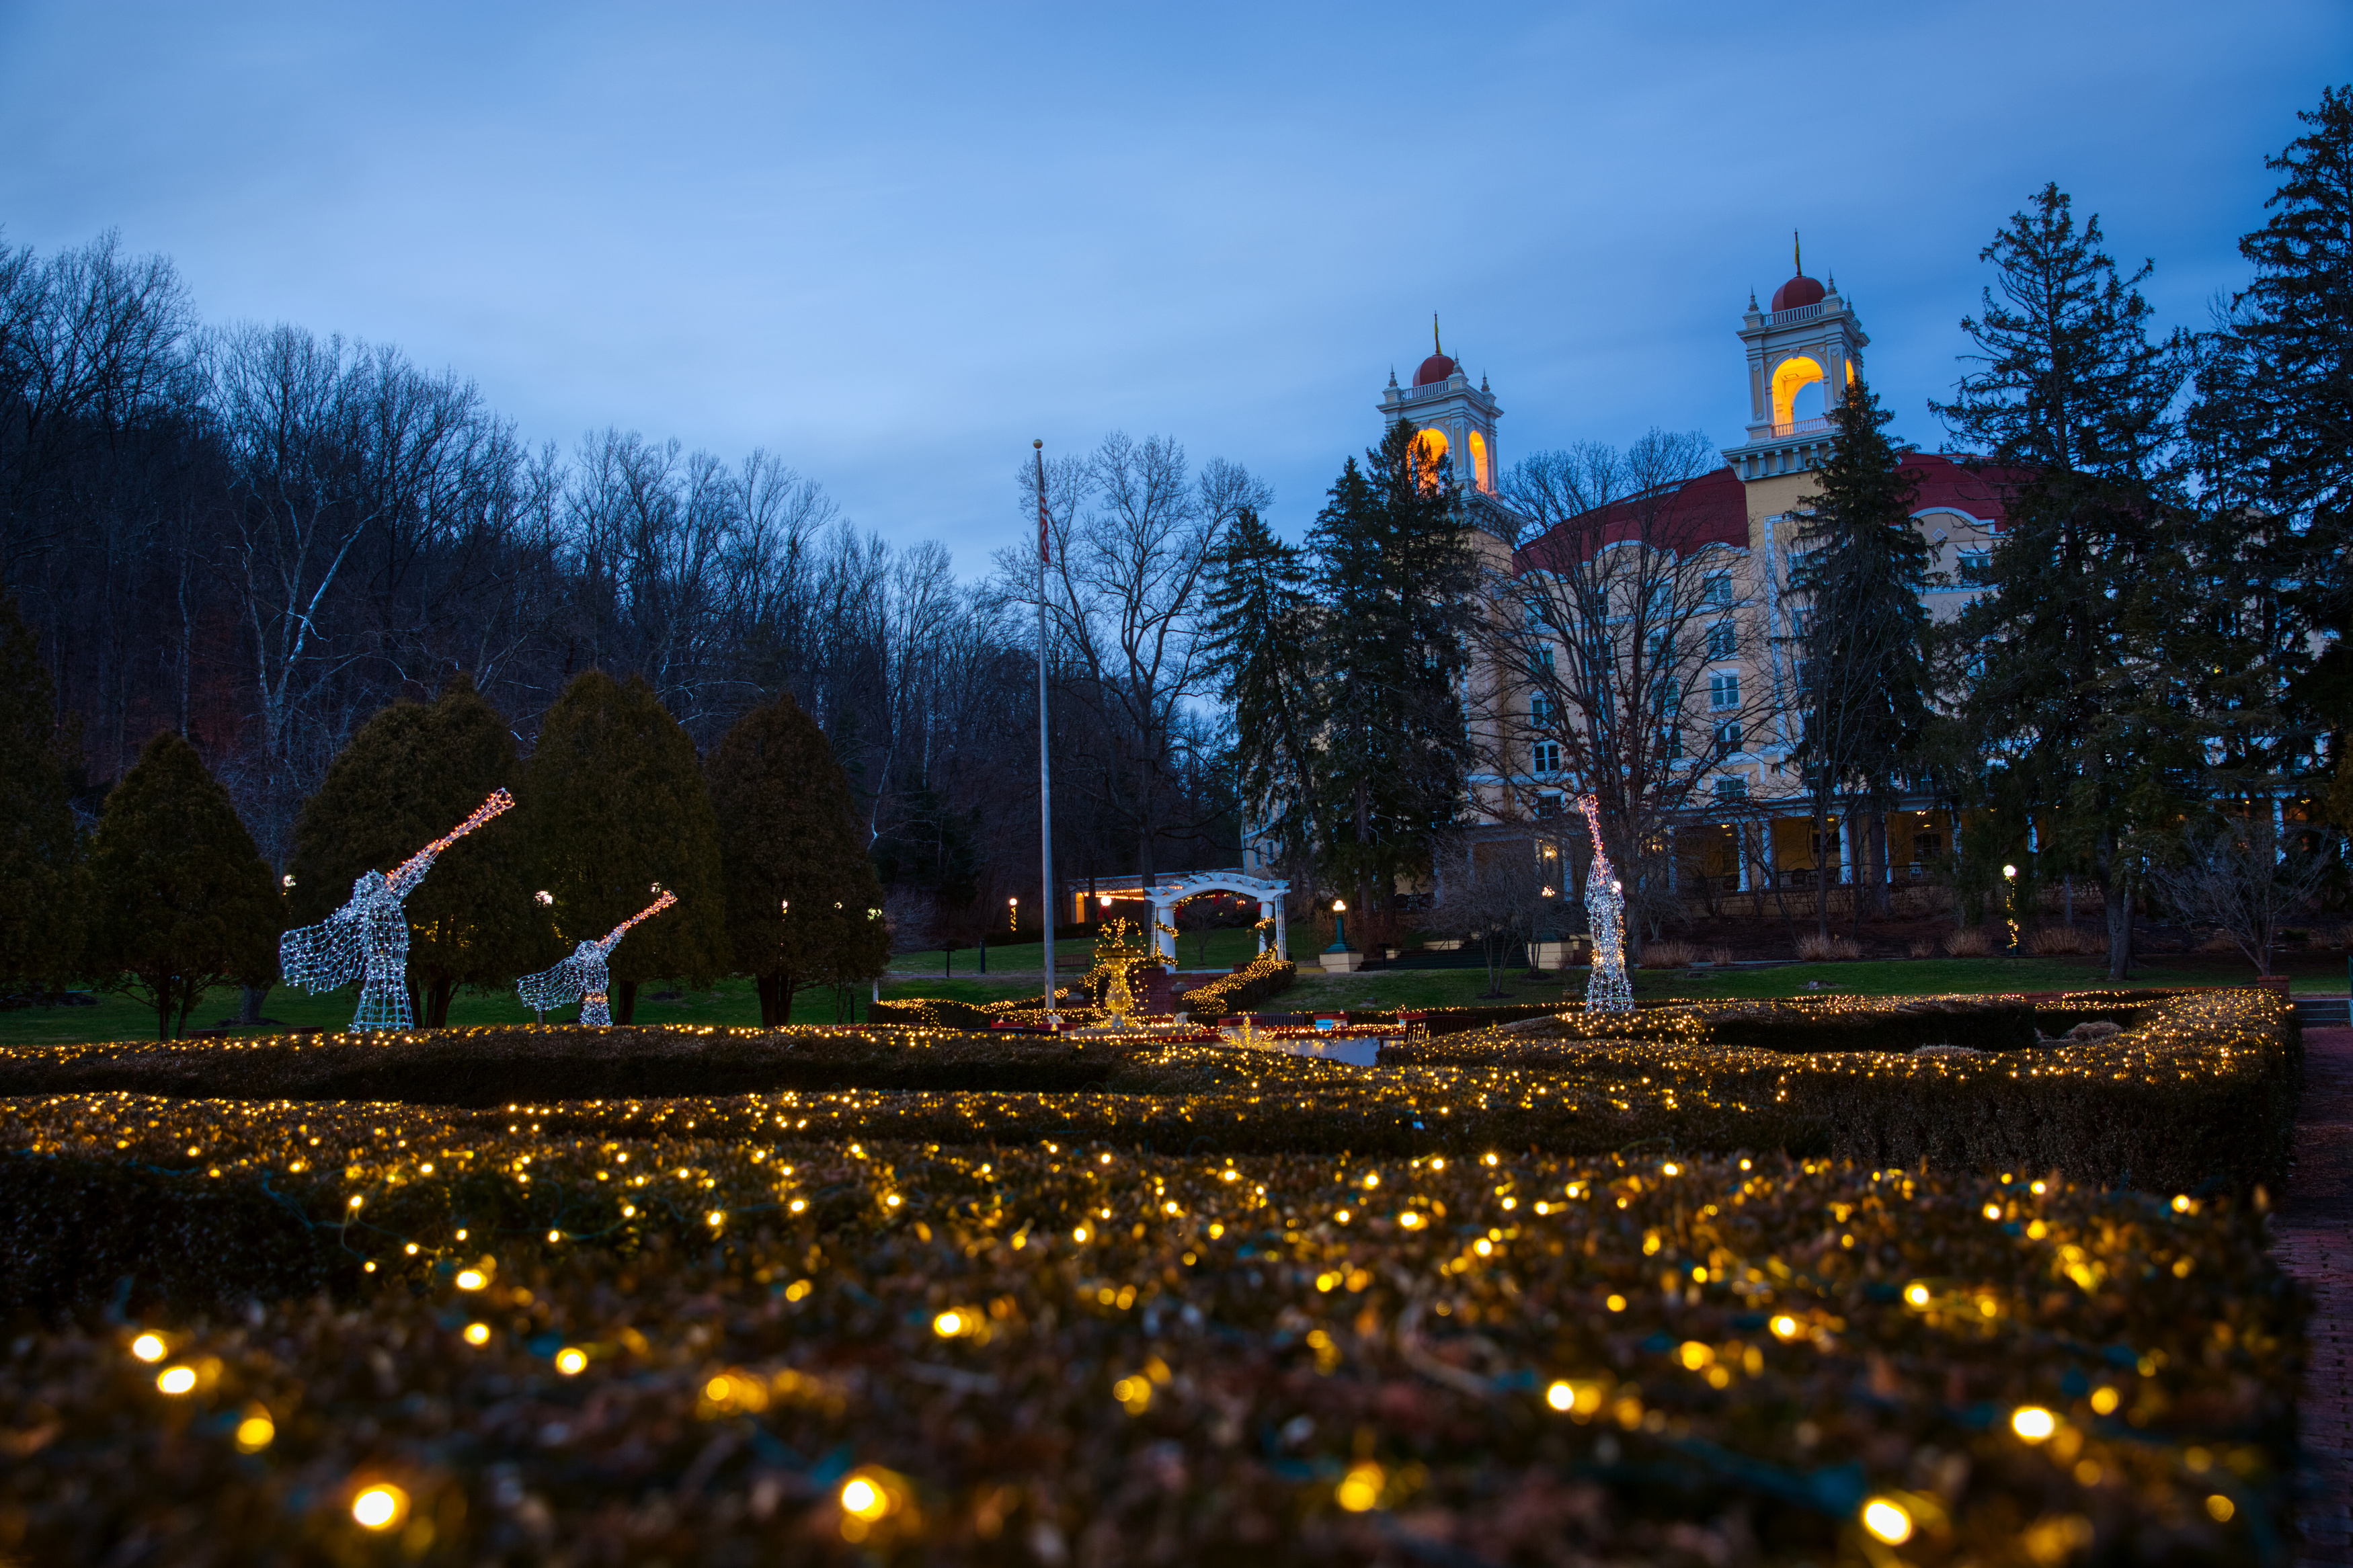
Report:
1035,440,1060,1028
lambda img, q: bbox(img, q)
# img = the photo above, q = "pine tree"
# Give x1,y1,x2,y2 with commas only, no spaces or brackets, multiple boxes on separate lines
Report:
1306,421,1480,915
87,732,281,1038
1202,505,1321,876
1931,183,2196,979
0,594,86,996
2194,86,2353,813
1788,378,1931,935
287,673,549,1026
707,692,891,1026
522,671,729,1022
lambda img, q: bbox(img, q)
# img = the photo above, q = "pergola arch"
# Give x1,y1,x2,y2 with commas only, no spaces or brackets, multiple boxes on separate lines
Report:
1144,872,1290,964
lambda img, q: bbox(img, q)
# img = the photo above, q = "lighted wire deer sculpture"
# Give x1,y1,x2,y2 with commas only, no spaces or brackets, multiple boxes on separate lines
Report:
1577,793,1632,1013
280,790,516,1032
518,890,678,1026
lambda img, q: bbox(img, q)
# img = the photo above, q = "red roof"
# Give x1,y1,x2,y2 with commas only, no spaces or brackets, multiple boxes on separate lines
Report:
1413,352,1460,387
1771,273,1827,311
1511,453,2017,573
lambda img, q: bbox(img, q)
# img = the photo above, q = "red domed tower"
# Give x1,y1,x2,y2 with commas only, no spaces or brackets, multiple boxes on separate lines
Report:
1379,314,1501,493
1726,233,1868,483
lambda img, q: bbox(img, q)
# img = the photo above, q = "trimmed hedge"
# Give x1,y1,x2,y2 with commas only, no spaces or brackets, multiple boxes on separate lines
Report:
0,1024,1157,1104
1382,990,2300,1194
0,1117,2301,1562
1176,953,1296,1018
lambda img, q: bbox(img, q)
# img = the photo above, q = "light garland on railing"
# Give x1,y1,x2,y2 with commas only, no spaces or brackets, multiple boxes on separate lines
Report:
1577,793,1632,1014
280,791,516,1032
518,891,678,1026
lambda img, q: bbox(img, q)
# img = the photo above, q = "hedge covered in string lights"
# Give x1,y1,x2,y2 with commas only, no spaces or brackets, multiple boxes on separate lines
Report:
1376,989,2299,1194
0,989,2299,1196
1174,952,1296,1018
0,1099,2299,1565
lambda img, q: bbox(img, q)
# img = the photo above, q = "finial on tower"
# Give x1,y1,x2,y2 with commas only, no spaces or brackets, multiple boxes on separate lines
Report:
1433,313,1443,357
1388,366,1398,388
1793,231,1802,275
1480,371,1490,393
1749,287,1759,311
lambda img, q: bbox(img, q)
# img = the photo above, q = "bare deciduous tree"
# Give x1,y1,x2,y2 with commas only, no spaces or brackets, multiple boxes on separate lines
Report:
2146,813,2334,975
1478,430,1775,952
997,432,1269,886
1432,833,1557,997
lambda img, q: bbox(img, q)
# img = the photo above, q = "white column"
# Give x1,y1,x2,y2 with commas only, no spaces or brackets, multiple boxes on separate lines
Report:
1257,901,1273,955
1735,824,1751,893
2274,796,2288,861
1761,819,1778,887
1837,817,1853,884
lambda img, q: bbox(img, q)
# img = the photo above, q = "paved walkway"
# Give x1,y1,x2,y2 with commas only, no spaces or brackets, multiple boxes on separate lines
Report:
2281,1025,2353,1566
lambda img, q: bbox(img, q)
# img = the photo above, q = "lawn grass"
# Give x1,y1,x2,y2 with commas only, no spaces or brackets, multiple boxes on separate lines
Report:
5,941,2330,1048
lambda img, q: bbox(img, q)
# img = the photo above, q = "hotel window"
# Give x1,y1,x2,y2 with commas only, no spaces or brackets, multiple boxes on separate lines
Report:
1714,721,1743,749
1714,776,1748,800
1532,740,1562,774
1702,573,1732,607
1659,725,1683,759
1958,550,1992,585
1709,672,1741,710
1706,620,1736,659
1534,792,1564,819
1530,691,1554,728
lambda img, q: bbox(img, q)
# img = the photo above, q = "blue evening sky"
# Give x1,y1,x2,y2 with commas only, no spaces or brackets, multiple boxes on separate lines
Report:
1,2,2344,564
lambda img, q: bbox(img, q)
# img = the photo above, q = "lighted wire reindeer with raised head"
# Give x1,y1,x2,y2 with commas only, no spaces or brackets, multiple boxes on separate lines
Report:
280,790,516,1032
518,890,678,1026
1577,792,1633,1014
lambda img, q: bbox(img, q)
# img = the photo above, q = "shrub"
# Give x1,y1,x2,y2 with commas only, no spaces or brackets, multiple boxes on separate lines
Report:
1908,940,1936,958
2025,925,2104,956
1944,927,1994,956
1707,945,1733,966
0,1118,2299,1562
1637,939,1699,968
1794,932,1862,961
1176,953,1295,1018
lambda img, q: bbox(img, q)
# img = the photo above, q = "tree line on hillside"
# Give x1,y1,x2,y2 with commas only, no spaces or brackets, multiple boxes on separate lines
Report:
0,243,1252,925
0,623,891,1036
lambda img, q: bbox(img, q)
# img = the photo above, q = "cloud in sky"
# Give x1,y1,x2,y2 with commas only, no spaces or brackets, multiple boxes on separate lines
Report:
1,1,2342,567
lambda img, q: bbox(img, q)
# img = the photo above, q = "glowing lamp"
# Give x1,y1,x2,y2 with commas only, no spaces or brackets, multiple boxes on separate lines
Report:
1861,1499,1913,1545
2011,1406,2058,1442
352,1485,407,1530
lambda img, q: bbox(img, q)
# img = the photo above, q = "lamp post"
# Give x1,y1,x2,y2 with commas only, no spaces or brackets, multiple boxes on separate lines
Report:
1008,896,1019,934
2001,864,2020,953
1330,899,1351,952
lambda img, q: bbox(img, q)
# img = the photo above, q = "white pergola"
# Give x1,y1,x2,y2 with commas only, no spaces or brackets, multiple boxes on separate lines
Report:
1140,871,1289,964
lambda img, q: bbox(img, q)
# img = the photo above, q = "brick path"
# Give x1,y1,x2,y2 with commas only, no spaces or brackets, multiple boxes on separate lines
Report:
2281,1025,2353,1565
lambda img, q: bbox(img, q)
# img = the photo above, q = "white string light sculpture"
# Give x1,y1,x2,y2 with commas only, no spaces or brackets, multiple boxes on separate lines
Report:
280,790,516,1032
1577,792,1633,1014
518,890,677,1026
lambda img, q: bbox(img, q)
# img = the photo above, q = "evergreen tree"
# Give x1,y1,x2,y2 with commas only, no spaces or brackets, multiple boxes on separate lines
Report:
0,594,86,995
1931,183,2196,979
1788,378,1931,935
707,692,891,1026
1202,505,1322,877
2194,86,2353,810
1306,421,1480,913
287,673,550,1026
87,732,280,1038
522,671,729,1022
